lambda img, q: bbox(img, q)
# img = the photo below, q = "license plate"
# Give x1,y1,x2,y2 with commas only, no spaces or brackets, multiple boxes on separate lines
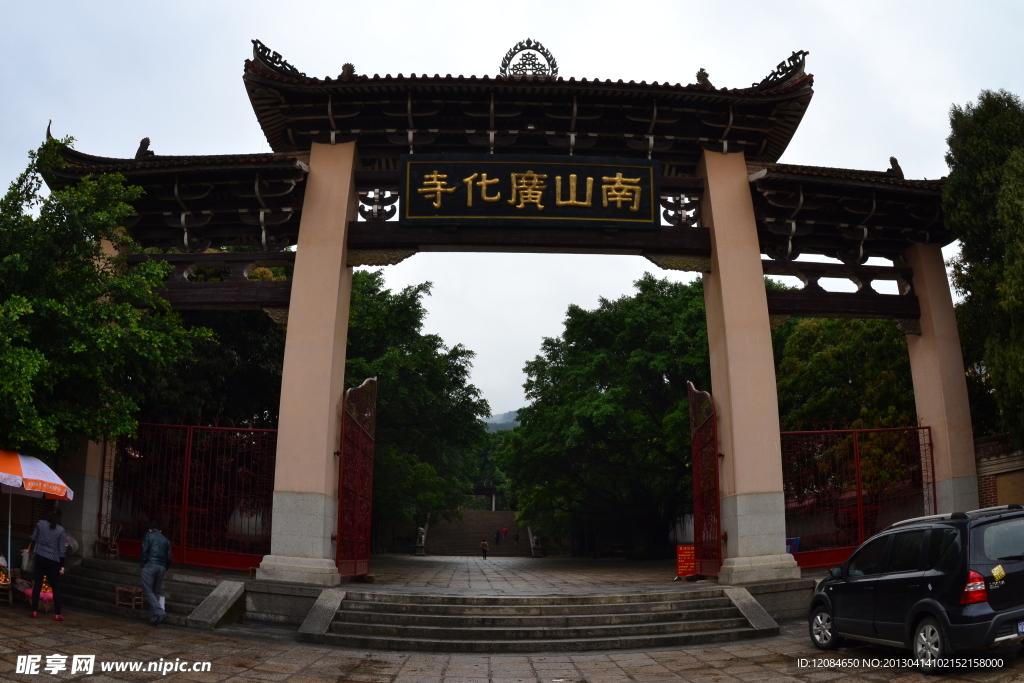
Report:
1017,621,1024,634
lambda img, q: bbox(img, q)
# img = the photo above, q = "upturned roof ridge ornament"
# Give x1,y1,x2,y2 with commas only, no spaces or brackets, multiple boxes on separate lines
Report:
754,50,809,89
251,39,306,78
499,38,558,78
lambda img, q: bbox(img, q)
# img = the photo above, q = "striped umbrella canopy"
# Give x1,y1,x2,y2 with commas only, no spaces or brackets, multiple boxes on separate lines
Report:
0,451,73,501
1,450,73,574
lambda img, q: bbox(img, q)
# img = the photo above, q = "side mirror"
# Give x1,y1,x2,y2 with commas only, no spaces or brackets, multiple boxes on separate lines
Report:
830,567,843,578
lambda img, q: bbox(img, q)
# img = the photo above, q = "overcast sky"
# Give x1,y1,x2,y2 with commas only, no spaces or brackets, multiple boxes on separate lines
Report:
4,1,1023,414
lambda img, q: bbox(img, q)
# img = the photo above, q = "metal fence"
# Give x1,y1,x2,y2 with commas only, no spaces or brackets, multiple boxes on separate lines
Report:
780,426,935,568
100,424,277,571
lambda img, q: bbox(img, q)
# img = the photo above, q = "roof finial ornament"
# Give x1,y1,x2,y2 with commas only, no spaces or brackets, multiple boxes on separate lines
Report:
251,39,306,78
695,68,713,88
755,50,809,89
499,39,558,78
887,156,904,179
135,138,155,160
340,63,356,79
46,120,54,141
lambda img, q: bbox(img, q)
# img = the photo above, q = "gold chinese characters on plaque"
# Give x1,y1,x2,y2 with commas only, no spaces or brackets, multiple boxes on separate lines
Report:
401,155,659,228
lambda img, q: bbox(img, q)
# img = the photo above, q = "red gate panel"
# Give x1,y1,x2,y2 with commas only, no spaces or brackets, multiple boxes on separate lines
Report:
781,426,935,569
688,381,721,576
101,424,276,571
336,378,377,577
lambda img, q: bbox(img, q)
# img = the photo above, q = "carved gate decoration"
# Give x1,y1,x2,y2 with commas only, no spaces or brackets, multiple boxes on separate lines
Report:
336,378,378,577
688,381,721,576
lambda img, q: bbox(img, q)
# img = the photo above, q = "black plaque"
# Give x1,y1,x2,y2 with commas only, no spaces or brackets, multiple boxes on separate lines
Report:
400,154,660,228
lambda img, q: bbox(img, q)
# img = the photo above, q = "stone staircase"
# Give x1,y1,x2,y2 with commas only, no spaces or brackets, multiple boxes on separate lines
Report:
319,589,775,652
61,558,218,626
425,510,530,557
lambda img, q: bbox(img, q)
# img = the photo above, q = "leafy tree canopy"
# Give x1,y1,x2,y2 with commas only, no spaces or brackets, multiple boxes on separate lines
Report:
346,270,490,535
0,141,203,459
498,274,709,554
138,310,286,427
775,318,916,430
945,89,1024,443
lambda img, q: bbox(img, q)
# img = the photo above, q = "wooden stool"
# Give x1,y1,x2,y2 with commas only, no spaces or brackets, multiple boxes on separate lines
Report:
115,587,143,609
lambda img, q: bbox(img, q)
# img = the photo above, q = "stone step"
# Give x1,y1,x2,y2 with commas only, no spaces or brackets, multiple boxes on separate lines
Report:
344,589,723,605
329,615,751,641
64,570,212,600
320,625,763,653
62,594,190,626
61,575,207,607
340,597,732,616
333,605,741,628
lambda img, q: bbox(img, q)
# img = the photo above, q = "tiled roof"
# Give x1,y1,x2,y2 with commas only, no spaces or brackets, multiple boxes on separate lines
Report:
763,163,944,192
244,58,814,99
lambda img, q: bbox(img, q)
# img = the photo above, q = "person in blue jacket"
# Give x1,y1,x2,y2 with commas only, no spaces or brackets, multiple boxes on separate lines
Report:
139,521,173,625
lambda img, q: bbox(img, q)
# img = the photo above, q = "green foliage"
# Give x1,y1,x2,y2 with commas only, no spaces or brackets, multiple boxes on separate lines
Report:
775,318,917,430
0,141,203,458
138,310,286,426
346,270,490,534
945,90,1024,443
498,274,709,553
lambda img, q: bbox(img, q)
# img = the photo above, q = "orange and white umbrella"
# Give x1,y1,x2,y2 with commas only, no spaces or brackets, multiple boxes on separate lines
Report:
0,451,73,500
1,450,73,572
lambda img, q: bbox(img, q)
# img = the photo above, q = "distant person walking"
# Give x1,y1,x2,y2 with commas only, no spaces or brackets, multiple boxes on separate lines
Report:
494,529,501,546
480,539,489,559
502,526,508,540
28,507,65,621
139,521,173,626
513,531,520,546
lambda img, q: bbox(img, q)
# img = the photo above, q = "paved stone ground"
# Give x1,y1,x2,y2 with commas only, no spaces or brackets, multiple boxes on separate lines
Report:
3,603,1024,682
4,556,1022,681
360,555,717,594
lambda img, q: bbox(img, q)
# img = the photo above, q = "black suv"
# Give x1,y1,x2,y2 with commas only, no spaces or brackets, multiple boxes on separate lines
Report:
808,505,1024,671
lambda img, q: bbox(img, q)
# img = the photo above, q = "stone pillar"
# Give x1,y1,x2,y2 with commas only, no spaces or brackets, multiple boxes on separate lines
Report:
256,142,358,586
904,243,979,512
58,440,106,558
698,150,799,584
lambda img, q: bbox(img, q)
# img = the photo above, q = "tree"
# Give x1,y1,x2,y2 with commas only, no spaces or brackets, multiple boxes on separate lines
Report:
0,141,202,459
138,310,286,427
498,274,710,556
345,271,490,543
774,318,917,430
945,90,1024,443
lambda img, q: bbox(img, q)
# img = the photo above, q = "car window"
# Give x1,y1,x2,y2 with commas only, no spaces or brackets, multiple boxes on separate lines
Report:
970,518,1024,563
925,528,958,569
886,530,925,573
848,534,890,576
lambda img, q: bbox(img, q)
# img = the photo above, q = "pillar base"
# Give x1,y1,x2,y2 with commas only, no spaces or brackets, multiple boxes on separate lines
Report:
718,554,800,585
256,556,341,587
936,475,980,513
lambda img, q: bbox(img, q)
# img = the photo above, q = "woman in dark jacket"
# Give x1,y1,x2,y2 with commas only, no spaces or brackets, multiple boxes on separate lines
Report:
27,507,66,621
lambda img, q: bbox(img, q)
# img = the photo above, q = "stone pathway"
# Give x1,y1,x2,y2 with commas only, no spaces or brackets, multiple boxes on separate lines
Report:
3,603,1023,682
359,556,723,594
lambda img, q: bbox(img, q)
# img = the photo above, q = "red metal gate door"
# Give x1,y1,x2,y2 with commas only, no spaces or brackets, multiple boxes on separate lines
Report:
688,381,721,576
336,378,378,577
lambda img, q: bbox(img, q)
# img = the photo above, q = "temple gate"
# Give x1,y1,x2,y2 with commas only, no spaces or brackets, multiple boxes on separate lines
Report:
47,40,978,585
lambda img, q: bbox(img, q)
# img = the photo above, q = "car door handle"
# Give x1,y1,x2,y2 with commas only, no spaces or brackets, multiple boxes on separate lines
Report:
908,585,919,589
864,586,873,592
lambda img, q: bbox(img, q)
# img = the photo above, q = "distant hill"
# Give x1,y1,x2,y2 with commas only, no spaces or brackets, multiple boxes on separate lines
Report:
485,410,520,432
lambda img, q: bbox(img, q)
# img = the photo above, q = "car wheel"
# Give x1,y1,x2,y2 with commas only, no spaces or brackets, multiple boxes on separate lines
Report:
809,604,843,650
912,616,946,674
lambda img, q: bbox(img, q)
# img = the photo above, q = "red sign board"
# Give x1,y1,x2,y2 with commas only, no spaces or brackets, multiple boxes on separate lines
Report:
676,544,695,577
